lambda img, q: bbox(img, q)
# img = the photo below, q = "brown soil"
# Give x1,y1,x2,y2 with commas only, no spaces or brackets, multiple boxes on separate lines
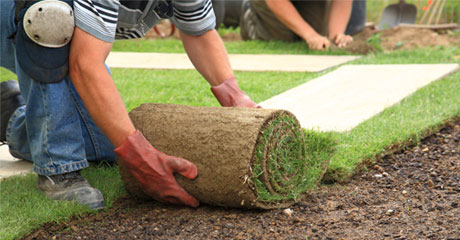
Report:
342,26,460,54
23,119,460,239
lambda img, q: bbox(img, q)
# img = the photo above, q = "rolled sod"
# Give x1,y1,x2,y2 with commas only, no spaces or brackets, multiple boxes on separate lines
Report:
119,103,326,209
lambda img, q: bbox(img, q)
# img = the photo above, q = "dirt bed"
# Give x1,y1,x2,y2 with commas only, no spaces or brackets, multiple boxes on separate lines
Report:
343,26,460,54
23,119,460,239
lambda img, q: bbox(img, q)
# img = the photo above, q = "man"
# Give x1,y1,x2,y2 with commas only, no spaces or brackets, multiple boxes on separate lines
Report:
1,0,258,210
240,0,367,50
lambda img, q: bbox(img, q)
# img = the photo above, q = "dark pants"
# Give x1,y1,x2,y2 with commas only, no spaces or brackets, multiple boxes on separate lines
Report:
241,0,366,41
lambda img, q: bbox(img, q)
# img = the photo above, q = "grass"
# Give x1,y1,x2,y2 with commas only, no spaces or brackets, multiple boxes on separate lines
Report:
252,114,328,203
0,165,124,240
112,38,353,55
1,41,459,239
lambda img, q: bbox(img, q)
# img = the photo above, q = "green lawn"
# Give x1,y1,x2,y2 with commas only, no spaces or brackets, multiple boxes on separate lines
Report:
112,38,353,55
1,39,459,240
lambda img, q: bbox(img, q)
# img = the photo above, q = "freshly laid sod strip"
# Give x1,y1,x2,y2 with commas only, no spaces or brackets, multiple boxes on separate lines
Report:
120,103,329,209
325,69,460,182
0,47,459,239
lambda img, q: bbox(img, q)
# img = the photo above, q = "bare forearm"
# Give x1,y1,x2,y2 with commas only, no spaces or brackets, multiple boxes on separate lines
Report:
328,0,353,39
180,30,233,86
70,27,135,147
70,64,135,147
265,0,317,40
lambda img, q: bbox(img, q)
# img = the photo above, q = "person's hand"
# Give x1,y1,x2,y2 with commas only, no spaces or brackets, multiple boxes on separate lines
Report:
211,77,261,108
114,130,199,207
305,34,331,50
332,33,353,48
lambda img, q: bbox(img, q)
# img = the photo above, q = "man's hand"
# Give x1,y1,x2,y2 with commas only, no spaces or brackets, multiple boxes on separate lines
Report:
305,34,331,50
211,77,261,108
333,33,353,48
115,130,199,207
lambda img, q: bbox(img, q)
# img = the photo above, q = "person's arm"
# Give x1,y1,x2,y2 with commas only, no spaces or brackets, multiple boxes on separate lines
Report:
69,27,199,207
265,0,330,50
69,27,135,147
328,0,353,48
180,29,259,107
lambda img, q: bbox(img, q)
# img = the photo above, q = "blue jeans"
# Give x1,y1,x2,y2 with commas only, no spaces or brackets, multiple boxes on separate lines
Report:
345,0,367,36
1,0,116,175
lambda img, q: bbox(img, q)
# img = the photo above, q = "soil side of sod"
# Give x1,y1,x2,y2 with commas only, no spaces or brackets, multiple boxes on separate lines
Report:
23,119,460,239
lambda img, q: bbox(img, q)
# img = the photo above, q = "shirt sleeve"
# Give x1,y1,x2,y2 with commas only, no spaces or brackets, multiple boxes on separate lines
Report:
74,0,120,42
170,0,216,36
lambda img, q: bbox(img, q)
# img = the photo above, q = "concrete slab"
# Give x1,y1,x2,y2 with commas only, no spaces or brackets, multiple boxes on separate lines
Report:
0,145,33,179
260,64,459,132
106,52,360,72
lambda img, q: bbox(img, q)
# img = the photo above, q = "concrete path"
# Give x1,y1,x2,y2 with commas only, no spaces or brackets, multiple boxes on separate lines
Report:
1,63,458,179
260,64,459,131
106,52,360,72
0,145,33,179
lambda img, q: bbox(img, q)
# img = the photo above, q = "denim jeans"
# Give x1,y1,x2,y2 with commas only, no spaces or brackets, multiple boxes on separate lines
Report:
1,0,116,176
345,0,367,36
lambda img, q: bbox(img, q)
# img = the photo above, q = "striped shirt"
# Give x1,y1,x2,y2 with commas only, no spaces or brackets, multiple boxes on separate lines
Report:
74,0,216,43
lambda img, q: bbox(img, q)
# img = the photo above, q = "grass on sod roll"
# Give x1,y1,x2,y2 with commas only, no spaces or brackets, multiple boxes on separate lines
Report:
253,115,308,202
252,114,337,203
1,45,459,239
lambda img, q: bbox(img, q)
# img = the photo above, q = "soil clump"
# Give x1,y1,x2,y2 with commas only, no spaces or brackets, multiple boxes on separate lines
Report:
343,26,460,54
23,119,460,239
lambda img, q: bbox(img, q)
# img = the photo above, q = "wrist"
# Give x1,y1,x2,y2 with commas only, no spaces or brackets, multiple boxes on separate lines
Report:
114,130,155,166
301,30,320,42
211,77,243,107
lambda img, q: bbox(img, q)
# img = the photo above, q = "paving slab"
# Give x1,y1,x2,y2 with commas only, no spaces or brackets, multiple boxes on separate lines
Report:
106,52,360,72
0,145,33,179
260,64,459,132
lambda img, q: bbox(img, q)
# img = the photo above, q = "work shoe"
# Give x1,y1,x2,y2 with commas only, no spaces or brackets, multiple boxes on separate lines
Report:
37,171,105,210
239,0,256,40
1,80,25,142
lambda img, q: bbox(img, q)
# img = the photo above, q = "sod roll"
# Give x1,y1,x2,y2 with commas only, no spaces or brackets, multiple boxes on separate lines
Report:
119,103,324,209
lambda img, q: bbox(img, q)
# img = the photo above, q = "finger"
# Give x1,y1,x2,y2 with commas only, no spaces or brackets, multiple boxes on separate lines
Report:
323,40,330,49
342,36,353,48
164,186,200,207
334,34,343,45
167,156,198,180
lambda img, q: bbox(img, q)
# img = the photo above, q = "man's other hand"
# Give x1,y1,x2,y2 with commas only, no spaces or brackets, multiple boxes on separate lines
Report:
115,130,199,207
333,33,353,48
305,34,331,50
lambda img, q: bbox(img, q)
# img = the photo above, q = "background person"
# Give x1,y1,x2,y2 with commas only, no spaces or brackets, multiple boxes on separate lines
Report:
240,0,367,50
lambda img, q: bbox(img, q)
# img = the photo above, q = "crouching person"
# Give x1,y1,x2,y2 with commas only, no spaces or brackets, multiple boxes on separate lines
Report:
240,0,367,50
1,0,258,210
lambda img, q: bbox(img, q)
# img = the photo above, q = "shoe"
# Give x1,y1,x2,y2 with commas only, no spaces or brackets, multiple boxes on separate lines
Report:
1,80,25,142
37,171,105,210
239,0,256,40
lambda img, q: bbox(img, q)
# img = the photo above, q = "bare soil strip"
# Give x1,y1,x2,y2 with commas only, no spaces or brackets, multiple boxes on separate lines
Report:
23,119,459,240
